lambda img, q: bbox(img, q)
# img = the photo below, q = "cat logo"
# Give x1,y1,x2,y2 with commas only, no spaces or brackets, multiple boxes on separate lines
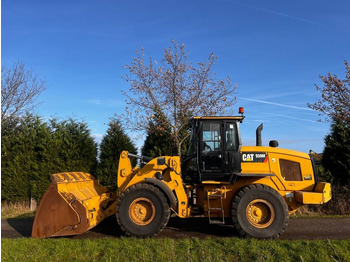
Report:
242,153,255,162
242,152,268,163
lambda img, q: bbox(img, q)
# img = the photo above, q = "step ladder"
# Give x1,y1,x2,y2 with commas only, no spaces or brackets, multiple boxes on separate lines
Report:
207,187,227,225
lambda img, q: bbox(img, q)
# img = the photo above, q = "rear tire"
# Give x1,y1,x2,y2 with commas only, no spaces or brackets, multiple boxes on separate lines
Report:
231,184,289,239
116,183,170,237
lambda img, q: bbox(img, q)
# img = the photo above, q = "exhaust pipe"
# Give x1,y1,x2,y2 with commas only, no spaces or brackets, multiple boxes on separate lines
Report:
256,123,263,146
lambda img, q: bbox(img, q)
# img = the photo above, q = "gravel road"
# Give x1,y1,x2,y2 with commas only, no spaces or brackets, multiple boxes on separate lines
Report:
2,217,350,240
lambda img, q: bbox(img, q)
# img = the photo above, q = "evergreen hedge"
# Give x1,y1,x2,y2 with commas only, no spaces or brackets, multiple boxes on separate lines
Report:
1,114,98,202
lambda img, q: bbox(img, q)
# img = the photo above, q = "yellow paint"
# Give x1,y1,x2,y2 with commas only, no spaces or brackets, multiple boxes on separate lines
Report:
295,182,332,204
117,151,189,217
51,172,117,228
246,199,275,228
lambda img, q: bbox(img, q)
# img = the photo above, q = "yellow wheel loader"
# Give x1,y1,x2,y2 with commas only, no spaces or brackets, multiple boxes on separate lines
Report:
32,109,331,239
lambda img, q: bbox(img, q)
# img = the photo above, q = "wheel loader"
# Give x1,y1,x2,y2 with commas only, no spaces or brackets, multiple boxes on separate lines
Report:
32,108,331,239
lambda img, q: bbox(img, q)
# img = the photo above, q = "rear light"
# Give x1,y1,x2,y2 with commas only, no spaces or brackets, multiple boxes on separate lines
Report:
239,107,244,115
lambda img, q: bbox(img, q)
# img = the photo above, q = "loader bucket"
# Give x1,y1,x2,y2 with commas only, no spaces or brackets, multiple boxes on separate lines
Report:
32,172,117,238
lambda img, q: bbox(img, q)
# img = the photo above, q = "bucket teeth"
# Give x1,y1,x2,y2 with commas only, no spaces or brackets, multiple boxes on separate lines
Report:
51,172,93,183
51,173,64,183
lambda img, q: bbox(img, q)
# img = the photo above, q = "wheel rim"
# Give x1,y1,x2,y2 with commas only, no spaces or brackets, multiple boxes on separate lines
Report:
246,199,275,228
129,197,156,225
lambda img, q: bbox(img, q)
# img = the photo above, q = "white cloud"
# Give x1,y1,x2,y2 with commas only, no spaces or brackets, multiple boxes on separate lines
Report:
87,98,124,107
239,97,313,111
87,99,102,105
228,0,331,29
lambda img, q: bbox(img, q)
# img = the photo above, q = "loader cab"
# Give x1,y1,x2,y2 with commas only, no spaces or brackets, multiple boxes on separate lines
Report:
182,114,244,183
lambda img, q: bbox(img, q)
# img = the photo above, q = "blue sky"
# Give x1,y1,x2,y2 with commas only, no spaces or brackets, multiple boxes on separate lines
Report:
2,0,349,153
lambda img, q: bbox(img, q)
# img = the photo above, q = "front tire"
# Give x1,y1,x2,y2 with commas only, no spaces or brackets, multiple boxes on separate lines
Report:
231,184,289,239
116,183,170,237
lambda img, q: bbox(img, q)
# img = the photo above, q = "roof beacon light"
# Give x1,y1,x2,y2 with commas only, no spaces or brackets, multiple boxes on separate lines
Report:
239,107,244,115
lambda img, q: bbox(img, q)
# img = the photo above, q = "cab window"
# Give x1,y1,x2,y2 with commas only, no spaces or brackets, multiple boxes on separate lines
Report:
225,123,238,151
202,122,221,152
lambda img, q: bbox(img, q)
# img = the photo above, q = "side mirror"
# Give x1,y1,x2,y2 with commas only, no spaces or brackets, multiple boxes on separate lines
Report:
157,157,166,165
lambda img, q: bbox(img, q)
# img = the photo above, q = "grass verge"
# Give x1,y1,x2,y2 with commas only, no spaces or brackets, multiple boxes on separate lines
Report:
1,202,35,219
2,238,350,262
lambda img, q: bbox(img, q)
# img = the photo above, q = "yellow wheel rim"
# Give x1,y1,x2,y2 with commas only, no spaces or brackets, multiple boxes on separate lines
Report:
246,199,275,228
129,197,156,225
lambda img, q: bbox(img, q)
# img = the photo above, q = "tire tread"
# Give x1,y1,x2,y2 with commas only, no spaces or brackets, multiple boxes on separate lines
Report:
231,184,289,239
116,183,170,238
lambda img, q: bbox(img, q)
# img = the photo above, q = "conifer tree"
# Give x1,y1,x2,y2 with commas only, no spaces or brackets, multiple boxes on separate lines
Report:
50,118,98,173
97,118,137,188
141,110,177,158
322,119,350,185
1,114,51,201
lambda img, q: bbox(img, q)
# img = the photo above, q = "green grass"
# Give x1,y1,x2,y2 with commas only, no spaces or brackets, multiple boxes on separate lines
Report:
1,211,36,219
2,238,350,262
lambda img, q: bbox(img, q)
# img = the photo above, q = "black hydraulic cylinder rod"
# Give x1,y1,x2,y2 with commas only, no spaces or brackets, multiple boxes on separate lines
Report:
128,153,153,162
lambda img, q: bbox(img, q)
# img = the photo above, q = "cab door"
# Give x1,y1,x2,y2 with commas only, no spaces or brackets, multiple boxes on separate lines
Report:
200,121,223,174
224,121,241,174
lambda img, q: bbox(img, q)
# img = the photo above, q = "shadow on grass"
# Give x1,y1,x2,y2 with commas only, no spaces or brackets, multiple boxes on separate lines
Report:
88,216,240,239
161,216,240,238
88,216,124,237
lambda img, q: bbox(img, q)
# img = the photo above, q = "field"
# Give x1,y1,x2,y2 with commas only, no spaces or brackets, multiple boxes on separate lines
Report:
2,237,350,262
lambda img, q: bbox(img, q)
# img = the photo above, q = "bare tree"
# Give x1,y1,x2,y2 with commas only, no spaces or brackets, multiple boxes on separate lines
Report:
1,62,46,121
307,61,350,123
123,40,237,157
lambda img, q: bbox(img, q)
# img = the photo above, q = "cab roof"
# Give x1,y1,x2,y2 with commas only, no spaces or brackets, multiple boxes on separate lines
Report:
193,116,245,121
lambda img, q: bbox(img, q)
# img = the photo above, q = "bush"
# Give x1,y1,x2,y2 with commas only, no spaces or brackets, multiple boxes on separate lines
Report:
310,185,350,215
321,120,350,186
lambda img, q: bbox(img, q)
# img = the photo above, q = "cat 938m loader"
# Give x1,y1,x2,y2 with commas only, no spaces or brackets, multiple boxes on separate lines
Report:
32,108,331,239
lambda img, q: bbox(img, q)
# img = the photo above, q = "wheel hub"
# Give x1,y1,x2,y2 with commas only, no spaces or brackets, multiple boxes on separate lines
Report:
129,197,156,225
246,199,275,228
